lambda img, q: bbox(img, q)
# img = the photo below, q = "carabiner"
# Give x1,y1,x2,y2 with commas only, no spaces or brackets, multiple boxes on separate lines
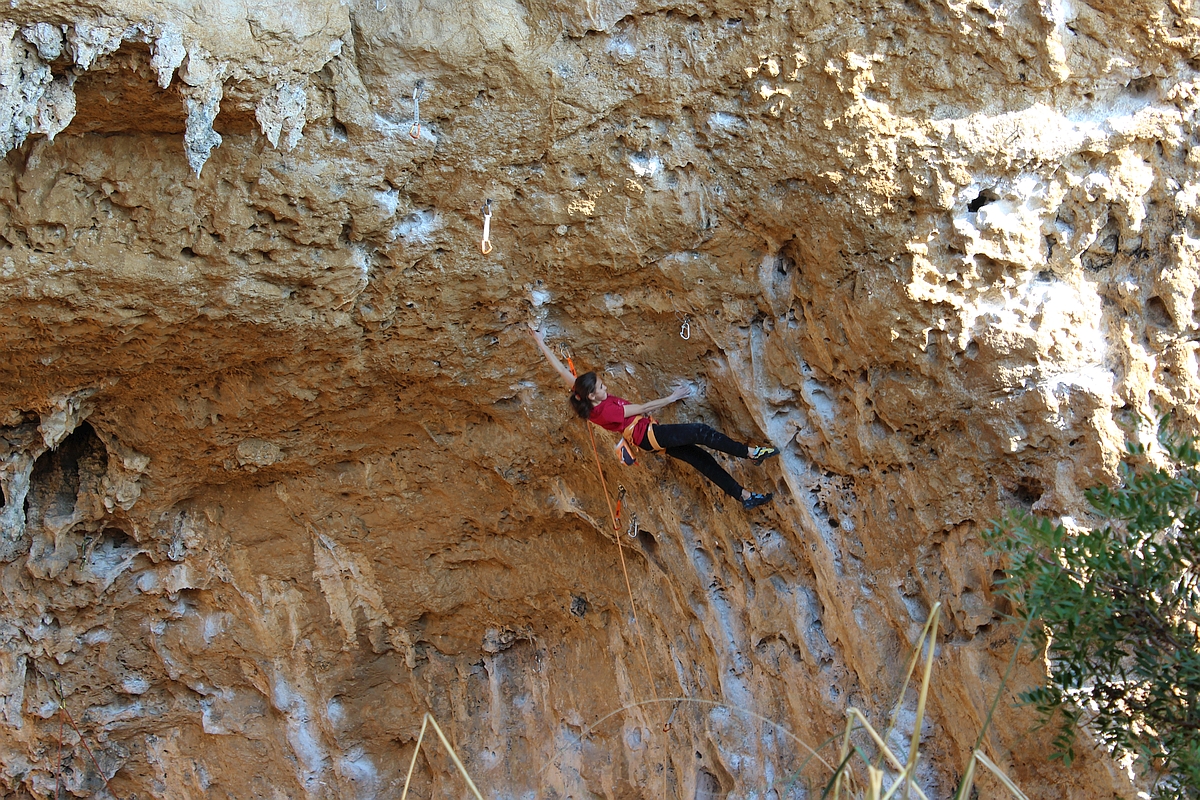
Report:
663,699,681,732
481,199,493,254
409,83,423,141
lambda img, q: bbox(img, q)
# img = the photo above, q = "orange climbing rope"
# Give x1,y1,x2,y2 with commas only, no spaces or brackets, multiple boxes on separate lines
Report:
557,339,664,727
585,424,662,719
552,338,667,724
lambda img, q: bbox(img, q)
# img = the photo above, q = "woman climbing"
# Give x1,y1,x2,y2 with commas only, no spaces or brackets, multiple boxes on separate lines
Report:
527,323,778,510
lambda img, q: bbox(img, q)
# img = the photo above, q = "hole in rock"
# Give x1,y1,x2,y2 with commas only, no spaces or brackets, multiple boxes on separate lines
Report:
695,768,724,800
1082,222,1120,271
99,526,134,549
967,189,998,213
1012,476,1043,506
569,595,589,618
636,528,658,557
1146,295,1174,329
973,254,1005,283
68,43,188,135
1126,75,1156,97
27,422,108,528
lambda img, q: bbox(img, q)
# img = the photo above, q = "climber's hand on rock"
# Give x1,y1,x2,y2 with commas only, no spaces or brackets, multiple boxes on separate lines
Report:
670,382,693,401
526,321,544,342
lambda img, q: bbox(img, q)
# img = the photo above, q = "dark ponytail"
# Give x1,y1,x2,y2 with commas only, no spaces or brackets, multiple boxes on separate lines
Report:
569,371,598,419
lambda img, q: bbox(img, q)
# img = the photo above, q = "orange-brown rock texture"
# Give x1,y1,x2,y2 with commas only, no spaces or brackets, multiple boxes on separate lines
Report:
1,0,1197,797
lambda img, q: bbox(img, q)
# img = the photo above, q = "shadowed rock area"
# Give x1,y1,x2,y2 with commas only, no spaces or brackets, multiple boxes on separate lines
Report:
0,0,1197,797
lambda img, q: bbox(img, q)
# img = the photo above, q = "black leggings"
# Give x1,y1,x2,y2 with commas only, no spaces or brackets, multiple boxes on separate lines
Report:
637,423,750,499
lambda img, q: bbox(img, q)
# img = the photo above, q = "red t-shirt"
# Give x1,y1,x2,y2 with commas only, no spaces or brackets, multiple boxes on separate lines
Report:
589,395,651,446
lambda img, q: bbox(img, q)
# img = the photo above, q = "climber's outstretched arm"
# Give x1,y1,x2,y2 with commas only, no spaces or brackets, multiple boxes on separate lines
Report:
527,323,576,389
624,383,692,416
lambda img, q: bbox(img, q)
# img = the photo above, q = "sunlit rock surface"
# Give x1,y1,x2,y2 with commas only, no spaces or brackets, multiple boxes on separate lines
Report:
1,0,1197,797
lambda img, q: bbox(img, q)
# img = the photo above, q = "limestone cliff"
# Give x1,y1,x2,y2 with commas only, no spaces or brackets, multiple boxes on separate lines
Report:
0,0,1197,797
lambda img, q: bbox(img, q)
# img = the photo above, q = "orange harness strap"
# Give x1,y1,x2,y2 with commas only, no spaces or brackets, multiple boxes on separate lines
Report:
621,415,663,452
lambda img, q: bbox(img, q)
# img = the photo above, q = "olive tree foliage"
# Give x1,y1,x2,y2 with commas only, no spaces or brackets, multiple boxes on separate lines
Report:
986,422,1200,799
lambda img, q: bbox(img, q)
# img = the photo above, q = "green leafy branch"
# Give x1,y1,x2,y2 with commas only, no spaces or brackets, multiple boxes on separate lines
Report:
986,419,1200,799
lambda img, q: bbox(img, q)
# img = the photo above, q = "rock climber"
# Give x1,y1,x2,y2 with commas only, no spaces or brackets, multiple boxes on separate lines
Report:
527,323,778,510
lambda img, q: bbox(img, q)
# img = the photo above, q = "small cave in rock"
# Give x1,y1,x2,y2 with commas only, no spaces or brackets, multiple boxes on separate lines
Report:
973,254,1005,284
68,43,188,135
1146,295,1174,329
966,188,998,213
695,767,724,800
66,42,259,139
636,528,659,557
1010,476,1044,507
1126,75,1157,97
1082,221,1120,272
26,421,108,527
87,526,141,575
99,525,134,550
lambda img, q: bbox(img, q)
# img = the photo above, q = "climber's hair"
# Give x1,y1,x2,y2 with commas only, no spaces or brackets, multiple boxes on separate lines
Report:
569,371,598,419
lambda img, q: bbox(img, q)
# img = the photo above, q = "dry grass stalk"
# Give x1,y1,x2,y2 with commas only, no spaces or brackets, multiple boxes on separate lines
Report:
400,712,485,800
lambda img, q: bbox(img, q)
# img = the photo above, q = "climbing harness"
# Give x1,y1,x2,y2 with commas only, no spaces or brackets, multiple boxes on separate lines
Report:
677,312,691,340
480,199,493,254
626,513,639,540
620,414,663,455
615,414,664,466
409,82,424,141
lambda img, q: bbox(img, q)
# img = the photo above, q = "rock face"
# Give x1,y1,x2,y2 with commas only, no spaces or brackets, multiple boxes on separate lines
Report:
0,0,1196,797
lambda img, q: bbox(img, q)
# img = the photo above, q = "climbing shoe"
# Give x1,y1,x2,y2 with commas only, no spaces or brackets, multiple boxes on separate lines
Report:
742,492,773,510
749,445,779,466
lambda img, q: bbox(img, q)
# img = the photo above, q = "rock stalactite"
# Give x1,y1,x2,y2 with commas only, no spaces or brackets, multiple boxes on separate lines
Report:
1,0,1197,797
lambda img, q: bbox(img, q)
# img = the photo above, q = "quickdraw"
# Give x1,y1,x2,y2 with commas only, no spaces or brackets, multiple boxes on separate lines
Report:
663,698,681,732
409,82,424,141
615,484,626,524
555,342,576,377
626,513,639,540
481,199,493,254
677,312,691,340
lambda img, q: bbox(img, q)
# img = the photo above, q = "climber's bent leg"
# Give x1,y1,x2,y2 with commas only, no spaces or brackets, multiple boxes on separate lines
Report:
661,444,744,500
